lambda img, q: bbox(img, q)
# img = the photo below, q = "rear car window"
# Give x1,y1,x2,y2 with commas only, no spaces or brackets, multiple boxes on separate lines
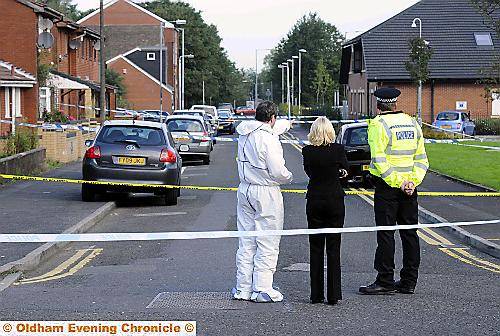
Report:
97,126,166,146
437,112,459,121
345,127,368,146
219,112,230,118
167,119,204,133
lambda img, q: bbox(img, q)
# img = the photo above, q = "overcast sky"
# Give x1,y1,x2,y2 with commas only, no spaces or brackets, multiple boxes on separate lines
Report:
74,0,419,69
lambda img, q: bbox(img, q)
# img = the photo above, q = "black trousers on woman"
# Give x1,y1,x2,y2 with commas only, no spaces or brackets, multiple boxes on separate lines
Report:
306,197,345,303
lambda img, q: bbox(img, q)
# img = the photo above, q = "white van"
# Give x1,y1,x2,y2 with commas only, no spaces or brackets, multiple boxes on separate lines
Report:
190,105,219,133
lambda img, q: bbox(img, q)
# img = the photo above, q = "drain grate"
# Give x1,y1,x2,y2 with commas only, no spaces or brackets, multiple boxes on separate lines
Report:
147,292,253,310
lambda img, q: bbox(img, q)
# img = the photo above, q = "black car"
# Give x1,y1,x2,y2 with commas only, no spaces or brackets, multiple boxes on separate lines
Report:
217,110,235,134
82,120,182,205
336,122,371,186
141,110,169,122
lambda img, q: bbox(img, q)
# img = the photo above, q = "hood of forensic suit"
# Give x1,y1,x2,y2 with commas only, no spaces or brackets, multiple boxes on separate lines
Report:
236,119,290,136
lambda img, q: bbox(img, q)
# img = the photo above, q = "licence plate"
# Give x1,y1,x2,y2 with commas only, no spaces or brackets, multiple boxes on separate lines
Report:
218,126,224,129
441,125,451,129
179,144,190,152
117,157,145,166
362,164,370,171
174,136,190,142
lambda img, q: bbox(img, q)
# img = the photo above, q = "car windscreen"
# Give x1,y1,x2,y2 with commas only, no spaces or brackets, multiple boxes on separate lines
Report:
218,112,230,118
344,127,368,146
437,112,459,121
144,111,160,115
97,126,165,146
167,119,204,133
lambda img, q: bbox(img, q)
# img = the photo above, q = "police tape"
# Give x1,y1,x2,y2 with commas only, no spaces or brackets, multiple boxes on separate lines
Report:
0,174,499,197
0,119,97,132
1,219,498,243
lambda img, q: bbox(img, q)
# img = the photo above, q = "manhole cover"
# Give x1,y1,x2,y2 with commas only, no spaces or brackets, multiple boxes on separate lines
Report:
147,292,253,310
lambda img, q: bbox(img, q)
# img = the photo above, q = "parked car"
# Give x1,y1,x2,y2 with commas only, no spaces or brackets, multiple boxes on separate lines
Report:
140,110,169,123
217,109,236,134
166,115,213,165
336,122,371,186
190,105,219,131
82,120,181,205
235,106,256,116
174,109,217,138
218,102,234,114
433,111,475,135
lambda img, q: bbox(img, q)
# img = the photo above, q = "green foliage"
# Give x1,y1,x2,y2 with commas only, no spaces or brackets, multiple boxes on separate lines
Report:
261,13,343,107
106,69,128,108
405,38,433,84
39,0,81,21
37,63,52,87
42,110,69,123
312,58,334,106
140,1,246,106
474,118,500,135
4,128,39,156
278,103,301,117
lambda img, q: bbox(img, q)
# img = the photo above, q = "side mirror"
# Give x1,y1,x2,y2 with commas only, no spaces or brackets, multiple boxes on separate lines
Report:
85,140,93,147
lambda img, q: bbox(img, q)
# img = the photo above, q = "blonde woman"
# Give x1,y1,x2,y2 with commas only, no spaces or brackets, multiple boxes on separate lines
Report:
302,117,348,305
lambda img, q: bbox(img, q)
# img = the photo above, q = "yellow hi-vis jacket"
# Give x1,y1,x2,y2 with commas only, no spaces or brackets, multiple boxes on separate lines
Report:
368,111,429,188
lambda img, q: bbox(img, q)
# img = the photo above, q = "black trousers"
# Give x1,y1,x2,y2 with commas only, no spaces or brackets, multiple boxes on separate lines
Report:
373,178,420,288
306,197,345,302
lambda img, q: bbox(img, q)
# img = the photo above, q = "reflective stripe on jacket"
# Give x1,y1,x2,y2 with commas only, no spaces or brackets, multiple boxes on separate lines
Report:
368,111,429,188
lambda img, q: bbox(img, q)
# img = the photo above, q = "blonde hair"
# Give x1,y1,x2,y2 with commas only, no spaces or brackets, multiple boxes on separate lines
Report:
308,117,336,146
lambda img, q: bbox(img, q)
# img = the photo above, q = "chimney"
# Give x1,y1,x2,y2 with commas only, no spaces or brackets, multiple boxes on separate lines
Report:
10,66,15,76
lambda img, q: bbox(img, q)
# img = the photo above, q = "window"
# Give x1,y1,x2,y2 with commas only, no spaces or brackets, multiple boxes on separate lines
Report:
167,119,204,133
147,52,156,61
437,112,459,121
97,126,166,146
353,44,363,73
39,87,51,117
474,33,493,46
4,88,22,118
345,127,368,146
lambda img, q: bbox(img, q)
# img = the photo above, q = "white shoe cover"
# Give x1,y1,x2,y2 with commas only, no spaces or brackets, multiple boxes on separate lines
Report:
251,288,284,303
231,288,252,301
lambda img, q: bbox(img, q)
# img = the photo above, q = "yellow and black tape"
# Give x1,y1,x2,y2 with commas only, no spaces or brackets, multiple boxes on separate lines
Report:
0,174,498,197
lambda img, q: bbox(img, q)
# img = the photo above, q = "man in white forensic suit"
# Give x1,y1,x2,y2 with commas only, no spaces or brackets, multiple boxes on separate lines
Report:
232,101,293,303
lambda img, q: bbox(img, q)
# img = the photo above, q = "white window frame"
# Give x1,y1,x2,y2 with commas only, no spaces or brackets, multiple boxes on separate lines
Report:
39,87,52,117
5,88,22,118
147,52,156,61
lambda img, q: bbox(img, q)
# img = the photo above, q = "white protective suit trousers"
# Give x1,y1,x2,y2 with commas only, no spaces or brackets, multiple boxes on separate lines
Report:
236,183,284,294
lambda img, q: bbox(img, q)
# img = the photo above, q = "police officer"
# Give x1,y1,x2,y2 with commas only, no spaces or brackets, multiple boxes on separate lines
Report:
359,87,429,295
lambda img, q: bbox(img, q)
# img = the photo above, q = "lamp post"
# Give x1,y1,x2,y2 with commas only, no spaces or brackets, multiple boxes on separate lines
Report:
170,20,186,109
290,57,298,106
282,62,291,120
159,22,164,122
278,64,285,104
298,49,307,113
179,53,194,107
412,17,423,125
99,0,106,124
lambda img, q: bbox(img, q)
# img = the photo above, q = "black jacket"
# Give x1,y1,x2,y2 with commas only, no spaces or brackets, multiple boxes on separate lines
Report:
302,143,349,199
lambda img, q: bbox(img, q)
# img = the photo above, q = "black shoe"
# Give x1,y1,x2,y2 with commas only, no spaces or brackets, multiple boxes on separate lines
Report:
327,300,339,305
310,298,324,304
395,281,415,294
359,282,396,295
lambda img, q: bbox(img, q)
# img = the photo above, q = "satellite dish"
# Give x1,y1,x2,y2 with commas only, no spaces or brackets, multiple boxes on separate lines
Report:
93,41,101,51
37,32,54,49
39,18,53,31
69,39,81,50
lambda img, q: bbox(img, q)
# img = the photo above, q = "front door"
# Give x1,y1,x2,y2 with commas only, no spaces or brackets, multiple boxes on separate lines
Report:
492,93,500,117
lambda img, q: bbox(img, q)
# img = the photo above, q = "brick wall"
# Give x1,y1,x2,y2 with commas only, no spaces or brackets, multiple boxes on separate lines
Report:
38,128,94,163
108,57,173,111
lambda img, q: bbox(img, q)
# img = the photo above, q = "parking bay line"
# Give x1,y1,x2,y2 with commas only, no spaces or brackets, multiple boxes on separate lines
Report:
284,137,500,273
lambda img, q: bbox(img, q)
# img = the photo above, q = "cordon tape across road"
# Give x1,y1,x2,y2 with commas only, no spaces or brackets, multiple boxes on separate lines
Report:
1,174,499,197
1,220,499,243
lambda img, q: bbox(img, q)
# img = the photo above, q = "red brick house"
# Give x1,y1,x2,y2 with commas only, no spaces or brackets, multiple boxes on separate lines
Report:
77,0,179,111
340,0,500,122
0,0,117,137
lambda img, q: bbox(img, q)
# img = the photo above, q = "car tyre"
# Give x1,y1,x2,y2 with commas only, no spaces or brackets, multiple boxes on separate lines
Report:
163,189,178,206
81,184,97,202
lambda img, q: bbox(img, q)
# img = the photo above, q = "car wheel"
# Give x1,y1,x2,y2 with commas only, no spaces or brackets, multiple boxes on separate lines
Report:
203,156,210,165
163,189,178,206
81,184,96,202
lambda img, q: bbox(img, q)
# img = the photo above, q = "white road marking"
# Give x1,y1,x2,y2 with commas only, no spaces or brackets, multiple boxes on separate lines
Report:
183,173,208,178
179,196,197,200
181,167,187,174
133,212,187,217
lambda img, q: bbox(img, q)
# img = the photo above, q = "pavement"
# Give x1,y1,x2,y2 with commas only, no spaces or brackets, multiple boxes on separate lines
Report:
0,130,499,335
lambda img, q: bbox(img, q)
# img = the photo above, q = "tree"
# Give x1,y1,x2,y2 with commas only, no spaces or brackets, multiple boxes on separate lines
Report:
405,38,433,84
39,0,81,21
470,0,500,102
261,13,343,107
140,1,246,107
106,69,128,108
312,59,334,106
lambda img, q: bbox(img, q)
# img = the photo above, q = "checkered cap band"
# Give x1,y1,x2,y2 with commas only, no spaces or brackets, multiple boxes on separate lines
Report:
376,97,398,103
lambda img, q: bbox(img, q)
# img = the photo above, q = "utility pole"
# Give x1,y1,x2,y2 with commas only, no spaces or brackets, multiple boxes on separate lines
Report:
159,22,164,122
99,0,106,124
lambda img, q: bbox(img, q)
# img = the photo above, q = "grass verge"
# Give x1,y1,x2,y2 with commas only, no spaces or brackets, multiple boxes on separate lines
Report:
425,143,500,190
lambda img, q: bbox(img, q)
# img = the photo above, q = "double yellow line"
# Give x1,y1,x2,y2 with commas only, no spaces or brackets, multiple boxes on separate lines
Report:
15,248,102,285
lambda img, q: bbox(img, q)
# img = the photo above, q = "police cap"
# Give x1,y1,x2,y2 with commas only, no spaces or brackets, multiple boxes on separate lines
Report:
374,87,401,103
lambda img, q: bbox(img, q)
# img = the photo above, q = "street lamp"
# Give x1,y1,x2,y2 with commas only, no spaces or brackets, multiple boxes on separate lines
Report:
412,17,423,125
170,19,187,109
283,61,291,120
290,57,298,106
179,54,194,108
297,49,306,113
278,64,285,104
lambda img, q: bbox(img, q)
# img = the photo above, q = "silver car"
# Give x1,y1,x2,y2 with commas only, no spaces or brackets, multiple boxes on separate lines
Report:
166,115,213,165
82,120,182,205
